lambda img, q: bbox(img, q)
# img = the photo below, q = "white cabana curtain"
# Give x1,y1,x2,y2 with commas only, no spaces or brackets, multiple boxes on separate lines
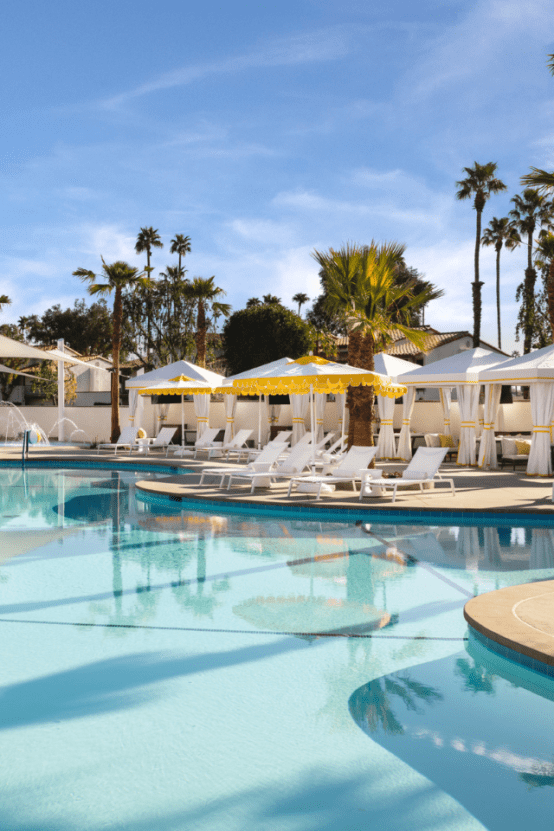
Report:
156,401,170,432
456,384,480,465
527,382,554,476
397,388,415,461
291,393,309,444
335,393,347,439
223,394,237,444
128,367,144,432
478,384,502,469
193,393,210,439
376,394,397,459
314,393,326,443
438,388,452,435
260,396,271,447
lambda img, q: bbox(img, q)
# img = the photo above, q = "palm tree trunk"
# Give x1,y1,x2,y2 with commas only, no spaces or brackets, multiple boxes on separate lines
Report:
496,244,502,350
346,330,375,448
196,300,206,367
472,208,483,348
523,231,537,355
111,287,122,442
547,259,554,342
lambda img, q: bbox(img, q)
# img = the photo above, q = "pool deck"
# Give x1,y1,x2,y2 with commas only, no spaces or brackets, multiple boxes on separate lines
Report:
3,443,554,672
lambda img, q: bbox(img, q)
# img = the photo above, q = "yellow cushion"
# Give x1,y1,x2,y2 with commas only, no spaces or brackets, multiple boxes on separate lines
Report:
137,428,147,439
439,433,455,448
515,440,531,455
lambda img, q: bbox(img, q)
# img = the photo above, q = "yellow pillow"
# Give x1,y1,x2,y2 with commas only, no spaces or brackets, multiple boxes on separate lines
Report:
439,433,455,448
137,428,147,439
515,440,531,455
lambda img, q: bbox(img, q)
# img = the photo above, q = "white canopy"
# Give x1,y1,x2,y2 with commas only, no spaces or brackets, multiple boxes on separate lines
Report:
126,359,224,389
477,343,554,383
397,347,508,386
373,352,418,378
0,333,101,364
373,353,416,459
45,348,111,370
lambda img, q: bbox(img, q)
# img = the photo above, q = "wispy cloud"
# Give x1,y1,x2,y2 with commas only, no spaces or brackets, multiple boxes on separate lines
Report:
100,29,351,110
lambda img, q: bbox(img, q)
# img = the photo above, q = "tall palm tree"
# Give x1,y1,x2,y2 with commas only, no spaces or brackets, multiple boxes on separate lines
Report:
509,189,554,354
184,277,231,367
292,292,309,316
0,295,11,310
481,217,521,350
456,162,507,348
135,227,163,362
534,231,554,342
312,242,433,448
74,260,149,441
169,234,191,273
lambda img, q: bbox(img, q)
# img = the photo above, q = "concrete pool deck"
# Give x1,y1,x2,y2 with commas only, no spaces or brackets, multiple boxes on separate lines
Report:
2,443,554,672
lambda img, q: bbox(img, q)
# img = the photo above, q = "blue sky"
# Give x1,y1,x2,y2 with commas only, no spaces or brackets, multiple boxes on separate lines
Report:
1,0,553,355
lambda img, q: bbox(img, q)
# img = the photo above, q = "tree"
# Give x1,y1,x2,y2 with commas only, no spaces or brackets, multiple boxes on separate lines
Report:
534,231,554,342
0,324,28,402
292,292,309,316
135,227,163,361
262,294,282,305
521,55,554,192
312,242,431,448
19,299,114,356
456,162,507,348
246,297,262,308
30,362,77,406
0,295,11,310
509,189,554,354
74,259,150,442
183,277,231,368
223,304,313,376
481,217,521,349
169,234,191,273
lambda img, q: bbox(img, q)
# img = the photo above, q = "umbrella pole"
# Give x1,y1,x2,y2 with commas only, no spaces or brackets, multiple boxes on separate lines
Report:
341,393,346,446
181,394,184,453
258,394,262,449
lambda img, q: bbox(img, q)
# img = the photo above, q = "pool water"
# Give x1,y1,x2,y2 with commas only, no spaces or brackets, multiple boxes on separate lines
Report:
1,467,554,830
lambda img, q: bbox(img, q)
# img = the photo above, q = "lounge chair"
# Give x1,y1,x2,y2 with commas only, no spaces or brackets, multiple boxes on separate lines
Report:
358,446,454,503
199,442,288,488
243,431,293,462
226,444,314,492
207,429,253,459
287,445,378,501
191,427,221,458
129,427,178,455
97,426,139,455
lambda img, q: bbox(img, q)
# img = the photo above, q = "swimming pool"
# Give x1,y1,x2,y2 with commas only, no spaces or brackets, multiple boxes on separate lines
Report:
1,466,554,830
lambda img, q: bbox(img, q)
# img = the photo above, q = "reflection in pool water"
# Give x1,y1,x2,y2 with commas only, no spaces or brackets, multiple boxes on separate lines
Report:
1,465,554,831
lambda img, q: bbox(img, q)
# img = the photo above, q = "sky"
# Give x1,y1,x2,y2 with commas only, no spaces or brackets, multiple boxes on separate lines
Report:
1,0,553,356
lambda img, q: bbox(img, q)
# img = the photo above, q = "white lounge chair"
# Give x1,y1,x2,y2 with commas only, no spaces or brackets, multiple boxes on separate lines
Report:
97,426,139,455
226,444,314,492
287,445,378,500
191,427,221,458
207,429,253,459
199,442,288,488
358,446,454,503
129,427,178,455
242,431,293,462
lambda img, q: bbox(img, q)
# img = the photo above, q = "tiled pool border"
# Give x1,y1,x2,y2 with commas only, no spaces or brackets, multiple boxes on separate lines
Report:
0,459,189,476
469,628,554,679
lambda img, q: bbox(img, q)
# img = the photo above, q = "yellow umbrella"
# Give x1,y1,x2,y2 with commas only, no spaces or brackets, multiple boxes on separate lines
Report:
139,375,213,454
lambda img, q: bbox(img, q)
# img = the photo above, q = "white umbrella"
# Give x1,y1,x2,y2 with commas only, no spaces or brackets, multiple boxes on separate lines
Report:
139,375,213,454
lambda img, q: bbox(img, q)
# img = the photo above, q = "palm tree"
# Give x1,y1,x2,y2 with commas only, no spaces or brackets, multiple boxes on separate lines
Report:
312,242,433,448
0,295,11,310
456,162,507,348
135,227,163,362
534,231,554,341
262,294,281,305
246,297,261,308
509,189,554,354
184,277,231,367
74,260,149,441
169,234,191,273
481,217,521,349
292,292,309,316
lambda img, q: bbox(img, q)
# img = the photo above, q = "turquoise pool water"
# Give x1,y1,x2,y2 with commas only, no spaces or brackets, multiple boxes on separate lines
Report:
1,466,554,830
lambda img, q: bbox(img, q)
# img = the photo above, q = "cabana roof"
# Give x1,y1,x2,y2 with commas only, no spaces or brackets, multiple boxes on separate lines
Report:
125,359,223,389
397,347,508,387
478,343,554,383
373,352,418,379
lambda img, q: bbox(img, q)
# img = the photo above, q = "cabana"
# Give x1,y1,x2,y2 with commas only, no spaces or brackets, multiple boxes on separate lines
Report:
396,348,509,464
478,344,554,476
126,360,224,438
373,353,419,460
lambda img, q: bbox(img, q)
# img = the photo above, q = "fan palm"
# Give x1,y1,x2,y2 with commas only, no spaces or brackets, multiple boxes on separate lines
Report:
481,217,521,349
0,295,11,310
456,162,507,348
312,242,433,448
184,277,231,367
534,231,554,341
169,234,191,273
292,292,309,316
509,189,554,354
74,259,150,441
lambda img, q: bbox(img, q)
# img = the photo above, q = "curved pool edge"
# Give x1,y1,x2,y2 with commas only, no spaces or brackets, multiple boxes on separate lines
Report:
464,581,554,678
